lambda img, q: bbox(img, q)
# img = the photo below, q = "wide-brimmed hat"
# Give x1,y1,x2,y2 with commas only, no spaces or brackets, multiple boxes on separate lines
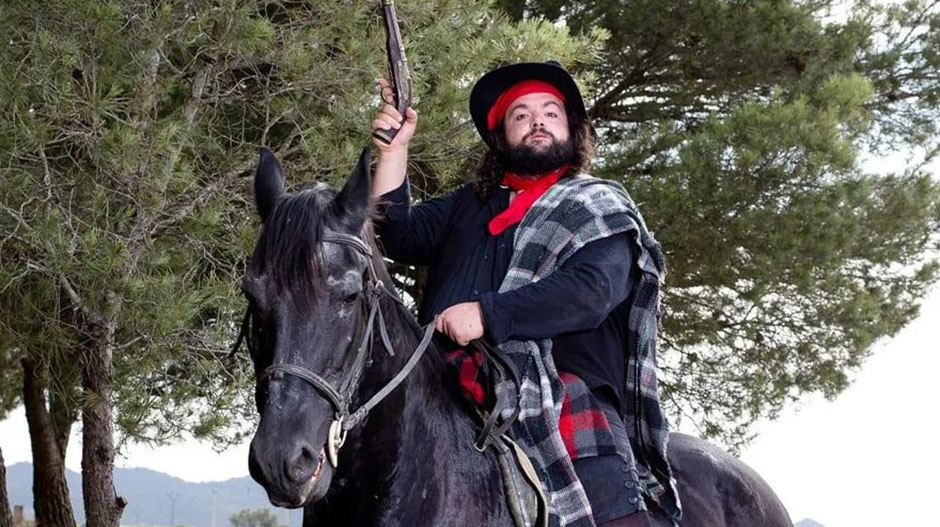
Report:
469,60,587,146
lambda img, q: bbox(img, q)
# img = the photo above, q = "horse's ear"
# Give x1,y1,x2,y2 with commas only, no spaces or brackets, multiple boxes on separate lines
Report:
332,146,372,229
255,148,284,222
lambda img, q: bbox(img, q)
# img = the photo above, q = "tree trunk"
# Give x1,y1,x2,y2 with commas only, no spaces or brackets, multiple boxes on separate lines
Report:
49,365,79,460
22,358,77,527
0,446,13,527
80,314,126,527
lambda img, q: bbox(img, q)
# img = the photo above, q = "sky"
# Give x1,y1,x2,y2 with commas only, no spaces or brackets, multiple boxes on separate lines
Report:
739,285,940,527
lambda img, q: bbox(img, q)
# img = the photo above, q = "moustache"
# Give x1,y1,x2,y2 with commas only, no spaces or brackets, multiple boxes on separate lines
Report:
524,130,556,142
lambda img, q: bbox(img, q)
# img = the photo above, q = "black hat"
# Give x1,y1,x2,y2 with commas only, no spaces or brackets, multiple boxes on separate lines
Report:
469,60,587,146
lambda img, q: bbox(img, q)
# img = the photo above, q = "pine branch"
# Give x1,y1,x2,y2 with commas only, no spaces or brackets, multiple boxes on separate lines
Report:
123,61,213,277
58,273,101,327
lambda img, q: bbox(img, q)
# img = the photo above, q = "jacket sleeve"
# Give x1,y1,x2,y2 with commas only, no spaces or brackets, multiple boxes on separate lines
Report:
374,178,460,266
478,233,634,343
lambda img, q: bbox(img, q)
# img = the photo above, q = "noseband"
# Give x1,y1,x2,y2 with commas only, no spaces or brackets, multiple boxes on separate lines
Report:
232,232,436,468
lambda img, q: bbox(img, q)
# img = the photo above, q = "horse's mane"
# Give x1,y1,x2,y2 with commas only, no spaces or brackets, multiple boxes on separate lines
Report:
249,183,335,309
248,183,417,329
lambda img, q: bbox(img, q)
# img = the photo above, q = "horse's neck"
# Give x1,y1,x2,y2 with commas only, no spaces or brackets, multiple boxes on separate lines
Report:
336,302,466,512
363,301,457,456
311,299,509,526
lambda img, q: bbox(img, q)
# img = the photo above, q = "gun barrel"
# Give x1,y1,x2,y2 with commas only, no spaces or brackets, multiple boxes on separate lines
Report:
374,0,412,145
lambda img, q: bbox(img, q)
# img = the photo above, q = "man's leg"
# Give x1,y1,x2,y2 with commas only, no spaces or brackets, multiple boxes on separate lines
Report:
574,391,679,527
571,393,646,523
571,454,641,523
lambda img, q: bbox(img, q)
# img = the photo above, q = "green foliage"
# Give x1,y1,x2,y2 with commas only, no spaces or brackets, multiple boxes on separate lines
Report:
229,508,283,527
2,0,937,456
859,0,940,154
496,0,940,448
0,0,598,450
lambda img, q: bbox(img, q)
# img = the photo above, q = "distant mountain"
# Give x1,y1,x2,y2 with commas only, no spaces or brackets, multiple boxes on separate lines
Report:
0,469,840,527
5,463,301,527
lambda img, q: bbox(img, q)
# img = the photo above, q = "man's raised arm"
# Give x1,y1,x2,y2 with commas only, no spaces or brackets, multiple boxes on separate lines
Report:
371,77,418,197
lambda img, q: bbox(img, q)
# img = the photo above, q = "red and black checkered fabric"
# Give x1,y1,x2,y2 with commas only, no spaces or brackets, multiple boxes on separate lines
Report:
445,346,618,459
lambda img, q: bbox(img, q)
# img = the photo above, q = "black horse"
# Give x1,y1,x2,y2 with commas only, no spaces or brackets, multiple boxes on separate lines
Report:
242,147,793,527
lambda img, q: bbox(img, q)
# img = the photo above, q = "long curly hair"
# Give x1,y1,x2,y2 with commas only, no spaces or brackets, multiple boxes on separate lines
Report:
474,109,597,200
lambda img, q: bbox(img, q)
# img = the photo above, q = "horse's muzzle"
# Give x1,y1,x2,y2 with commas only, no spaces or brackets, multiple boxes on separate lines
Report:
249,434,333,508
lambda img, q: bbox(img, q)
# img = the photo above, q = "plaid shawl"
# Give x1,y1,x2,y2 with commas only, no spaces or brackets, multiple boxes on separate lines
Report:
499,175,681,527
446,347,619,460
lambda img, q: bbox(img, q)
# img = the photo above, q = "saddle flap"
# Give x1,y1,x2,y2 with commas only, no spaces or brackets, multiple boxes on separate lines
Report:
493,435,549,527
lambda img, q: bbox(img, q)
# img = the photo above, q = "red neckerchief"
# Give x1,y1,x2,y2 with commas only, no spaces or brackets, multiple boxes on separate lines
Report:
487,165,568,235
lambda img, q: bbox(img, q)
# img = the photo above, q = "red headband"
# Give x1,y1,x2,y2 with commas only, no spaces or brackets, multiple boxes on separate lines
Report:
486,80,567,131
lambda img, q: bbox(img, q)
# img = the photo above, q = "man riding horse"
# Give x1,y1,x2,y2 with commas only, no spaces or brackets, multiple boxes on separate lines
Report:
370,61,682,527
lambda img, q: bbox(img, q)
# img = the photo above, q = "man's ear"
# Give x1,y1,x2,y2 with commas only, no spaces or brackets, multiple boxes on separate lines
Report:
254,148,284,222
331,146,372,232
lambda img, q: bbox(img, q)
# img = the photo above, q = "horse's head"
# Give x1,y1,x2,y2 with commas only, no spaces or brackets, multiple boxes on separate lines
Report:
244,147,379,507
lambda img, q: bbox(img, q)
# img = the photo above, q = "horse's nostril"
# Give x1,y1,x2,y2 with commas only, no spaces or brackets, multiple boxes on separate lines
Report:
299,443,317,464
286,442,318,483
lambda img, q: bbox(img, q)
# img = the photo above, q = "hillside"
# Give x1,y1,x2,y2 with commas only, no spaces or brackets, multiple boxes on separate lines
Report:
5,463,301,527
2,467,834,527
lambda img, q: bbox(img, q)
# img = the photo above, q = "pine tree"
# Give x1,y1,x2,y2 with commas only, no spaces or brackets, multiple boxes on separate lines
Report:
0,1,599,525
0,447,11,527
496,0,940,447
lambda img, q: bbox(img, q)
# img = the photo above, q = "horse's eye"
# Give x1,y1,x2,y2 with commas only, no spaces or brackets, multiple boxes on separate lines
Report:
343,293,360,305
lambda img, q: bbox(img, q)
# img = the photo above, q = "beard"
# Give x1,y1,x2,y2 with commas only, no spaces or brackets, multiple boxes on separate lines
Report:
497,131,575,177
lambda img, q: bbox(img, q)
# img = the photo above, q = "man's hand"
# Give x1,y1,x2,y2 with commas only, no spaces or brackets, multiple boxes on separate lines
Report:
372,77,418,153
371,77,418,197
436,302,485,346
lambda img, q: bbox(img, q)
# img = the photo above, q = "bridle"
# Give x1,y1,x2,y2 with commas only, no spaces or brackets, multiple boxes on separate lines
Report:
231,231,436,468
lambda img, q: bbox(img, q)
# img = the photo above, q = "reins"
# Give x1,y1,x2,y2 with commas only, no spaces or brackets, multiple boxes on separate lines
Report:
231,231,437,468
470,338,521,451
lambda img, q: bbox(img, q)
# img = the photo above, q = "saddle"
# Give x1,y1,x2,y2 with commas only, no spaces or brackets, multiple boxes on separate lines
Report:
469,340,549,527
492,433,550,527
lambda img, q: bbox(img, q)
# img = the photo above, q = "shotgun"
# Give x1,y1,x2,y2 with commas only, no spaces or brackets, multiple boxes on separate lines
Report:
373,0,412,145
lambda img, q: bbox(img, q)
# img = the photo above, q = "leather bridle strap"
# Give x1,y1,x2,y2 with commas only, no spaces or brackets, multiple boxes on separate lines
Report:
261,363,346,415
258,314,436,427
345,317,436,429
246,231,435,468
